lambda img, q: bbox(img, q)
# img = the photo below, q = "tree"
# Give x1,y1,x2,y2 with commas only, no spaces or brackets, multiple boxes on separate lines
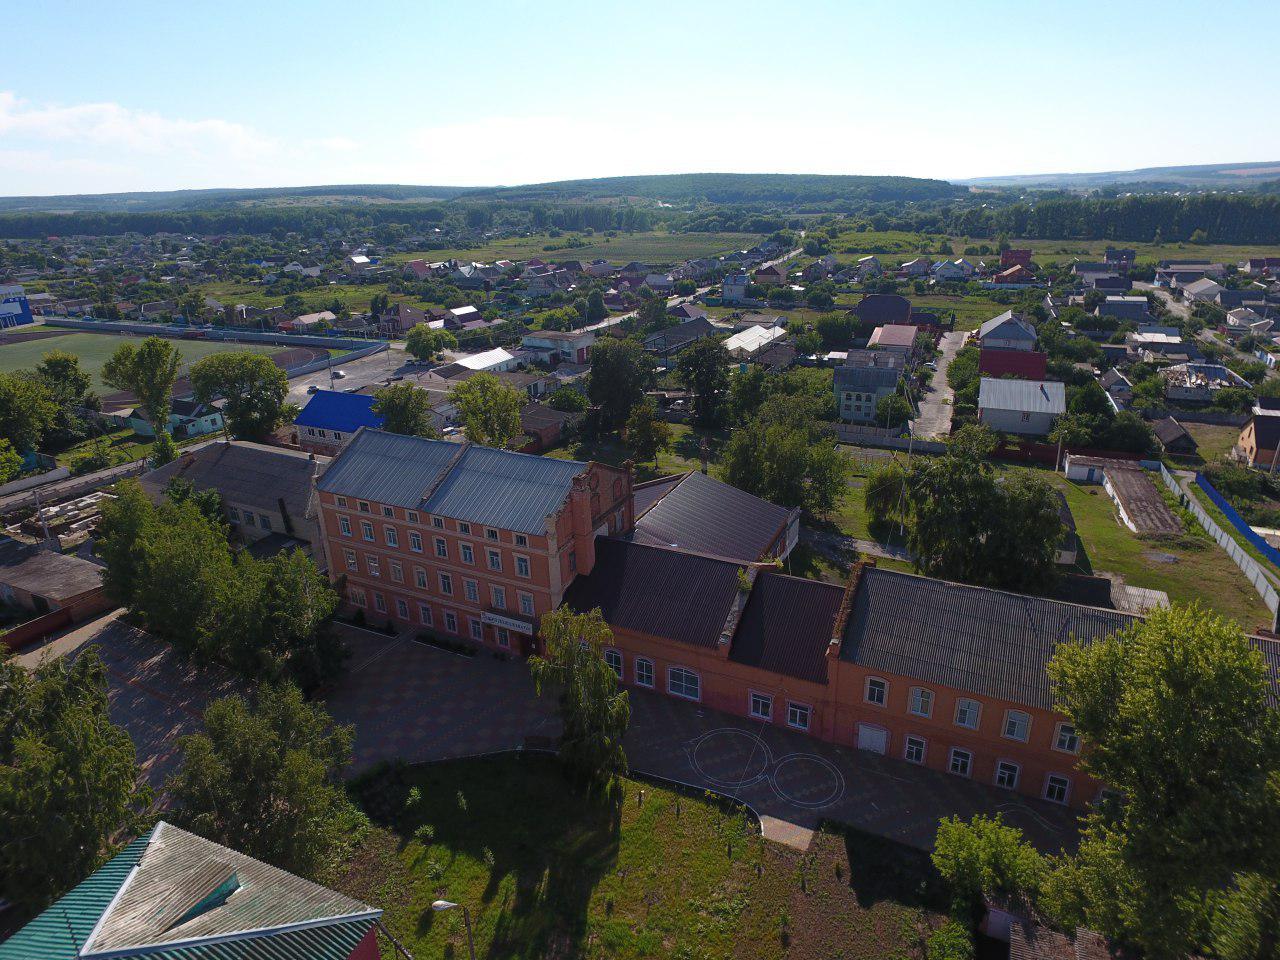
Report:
876,392,912,429
0,438,21,484
815,313,857,349
729,364,770,420
864,458,908,530
585,289,608,324
1049,413,1093,449
548,386,588,413
167,684,357,876
0,650,148,910
405,323,457,361
625,399,670,464
721,399,849,515
932,814,1046,920
635,293,668,331
452,371,524,448
529,607,630,792
372,382,439,438
588,339,654,430
96,480,158,606
0,372,56,453
1045,605,1280,957
190,351,290,441
675,337,730,426
946,423,997,461
164,476,224,527
35,349,94,408
102,336,182,438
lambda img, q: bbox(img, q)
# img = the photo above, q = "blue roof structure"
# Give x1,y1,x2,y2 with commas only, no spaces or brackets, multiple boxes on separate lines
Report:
317,429,589,534
294,390,383,433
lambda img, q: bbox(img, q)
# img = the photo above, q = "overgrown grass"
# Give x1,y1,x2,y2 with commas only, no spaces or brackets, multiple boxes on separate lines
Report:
544,424,724,482
193,280,420,313
330,755,946,960
388,231,763,267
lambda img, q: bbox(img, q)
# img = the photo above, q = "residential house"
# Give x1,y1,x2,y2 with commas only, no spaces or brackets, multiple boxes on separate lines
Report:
855,255,882,279
1104,247,1137,268
1217,288,1269,311
753,264,787,286
866,323,919,357
1099,367,1132,406
1240,257,1280,276
402,258,436,280
835,350,905,423
750,340,797,372
851,293,912,331
452,345,518,373
1095,295,1149,324
0,535,110,623
127,398,224,439
668,303,708,322
345,253,373,275
991,264,1037,286
1182,277,1224,303
620,261,650,279
376,302,426,335
585,259,615,278
294,389,383,455
1088,275,1133,295
721,273,751,304
1152,417,1196,455
899,257,932,277
931,260,967,282
1236,407,1280,468
643,316,716,357
519,402,582,453
0,821,382,960
978,311,1037,351
977,378,1066,436
521,328,595,364
644,273,675,293
444,305,482,329
281,309,336,333
978,348,1048,380
1161,362,1250,402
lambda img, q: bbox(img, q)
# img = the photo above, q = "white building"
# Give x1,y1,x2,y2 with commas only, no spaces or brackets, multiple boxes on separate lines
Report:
977,377,1065,437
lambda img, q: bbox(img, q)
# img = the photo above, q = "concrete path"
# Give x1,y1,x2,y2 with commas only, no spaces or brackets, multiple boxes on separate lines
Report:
911,330,966,439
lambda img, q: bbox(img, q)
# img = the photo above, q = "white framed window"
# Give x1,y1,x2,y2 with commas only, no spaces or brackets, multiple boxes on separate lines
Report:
382,505,395,518
487,549,502,572
384,525,399,548
395,598,409,619
406,510,419,524
519,592,535,617
460,543,474,564
373,592,386,613
470,619,483,641
1055,723,1080,754
786,702,811,731
909,687,933,718
444,610,458,633
336,496,348,509
389,560,403,583
865,677,887,706
1044,774,1071,805
348,587,367,608
243,510,255,525
954,698,981,730
495,627,510,648
414,567,428,589
904,735,926,764
604,648,623,679
259,514,272,530
995,761,1020,790
339,515,352,536
749,692,772,720
418,602,432,626
668,666,700,701
948,748,973,778
343,549,357,571
459,521,471,535
515,533,528,547
357,500,370,514
409,531,423,552
432,516,444,529
360,520,374,542
439,572,453,596
486,528,499,541
491,585,506,610
464,579,479,603
366,556,380,577
434,537,448,559
635,657,654,688
1003,710,1031,742
515,555,531,578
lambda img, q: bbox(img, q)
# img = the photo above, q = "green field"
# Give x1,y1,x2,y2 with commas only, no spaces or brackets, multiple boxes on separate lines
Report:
389,230,764,267
332,754,946,960
192,280,416,313
0,329,281,392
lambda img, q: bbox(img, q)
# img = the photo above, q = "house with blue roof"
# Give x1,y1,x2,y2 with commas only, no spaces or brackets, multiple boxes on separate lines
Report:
294,390,383,455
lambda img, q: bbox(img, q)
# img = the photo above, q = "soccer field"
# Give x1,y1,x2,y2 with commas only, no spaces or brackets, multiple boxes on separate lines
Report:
0,329,285,392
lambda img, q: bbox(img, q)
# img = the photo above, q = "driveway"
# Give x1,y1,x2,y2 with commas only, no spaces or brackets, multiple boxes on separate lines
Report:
911,330,965,439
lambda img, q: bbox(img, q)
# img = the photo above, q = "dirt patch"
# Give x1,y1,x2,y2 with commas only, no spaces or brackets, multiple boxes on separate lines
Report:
0,327,71,345
1143,551,1179,564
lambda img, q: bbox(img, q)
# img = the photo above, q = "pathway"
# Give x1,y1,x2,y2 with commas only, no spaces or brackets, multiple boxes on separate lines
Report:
911,330,966,439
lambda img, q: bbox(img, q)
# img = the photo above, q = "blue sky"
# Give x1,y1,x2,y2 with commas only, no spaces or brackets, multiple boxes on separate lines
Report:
2,0,1276,195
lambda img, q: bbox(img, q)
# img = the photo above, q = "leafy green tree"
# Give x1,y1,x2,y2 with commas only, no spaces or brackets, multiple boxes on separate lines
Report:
548,386,588,413
814,312,856,349
625,398,670,464
932,814,1046,920
452,372,524,448
946,423,997,461
102,336,182,438
675,337,730,426
585,289,608,324
96,479,158,606
0,372,56,453
729,365,770,420
167,684,358,876
529,607,630,792
151,431,179,467
35,349,94,408
1049,413,1093,449
372,382,439,438
0,650,149,910
876,392,912,429
164,476,224,527
588,338,654,430
405,323,457,361
635,293,668,331
721,399,849,515
190,351,290,441
0,438,21,484
863,458,908,530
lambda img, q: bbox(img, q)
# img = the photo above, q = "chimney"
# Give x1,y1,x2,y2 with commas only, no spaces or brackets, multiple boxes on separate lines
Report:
569,474,596,575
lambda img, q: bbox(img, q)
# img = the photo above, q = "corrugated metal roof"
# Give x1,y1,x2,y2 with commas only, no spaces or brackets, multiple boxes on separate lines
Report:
978,377,1066,414
316,430,588,534
138,442,323,522
631,471,793,562
563,538,741,649
729,572,843,683
840,568,1135,710
293,390,382,432
978,310,1036,340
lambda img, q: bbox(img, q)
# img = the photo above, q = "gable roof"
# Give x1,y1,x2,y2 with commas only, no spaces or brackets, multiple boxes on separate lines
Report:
851,293,911,326
978,377,1066,414
632,470,794,562
978,310,1036,341
0,822,378,960
0,535,103,602
729,572,843,683
316,430,588,534
867,324,918,349
293,390,383,433
137,441,323,522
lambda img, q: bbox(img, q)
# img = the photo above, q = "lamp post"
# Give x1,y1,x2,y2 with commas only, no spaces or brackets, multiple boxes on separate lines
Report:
431,900,476,960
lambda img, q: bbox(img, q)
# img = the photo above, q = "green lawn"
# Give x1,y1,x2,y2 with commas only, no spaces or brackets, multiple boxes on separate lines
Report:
1175,422,1241,466
193,280,419,313
545,424,724,483
0,330,281,392
388,231,764,267
331,755,946,960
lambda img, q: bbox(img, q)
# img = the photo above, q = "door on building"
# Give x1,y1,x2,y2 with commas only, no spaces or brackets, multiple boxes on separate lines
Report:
856,723,888,755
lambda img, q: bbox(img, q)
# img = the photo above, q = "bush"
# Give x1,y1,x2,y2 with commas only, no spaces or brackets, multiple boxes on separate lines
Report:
926,920,974,960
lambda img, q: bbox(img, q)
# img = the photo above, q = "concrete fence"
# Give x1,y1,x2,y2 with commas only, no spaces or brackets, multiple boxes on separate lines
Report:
1158,464,1279,617
834,424,948,454
45,318,381,352
1139,409,1248,427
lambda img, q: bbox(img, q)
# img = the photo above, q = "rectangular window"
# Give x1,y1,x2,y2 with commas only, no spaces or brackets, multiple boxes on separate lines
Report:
432,516,444,529
384,526,399,548
909,687,933,718
519,592,535,616
464,579,479,603
865,677,887,706
366,556,380,577
439,572,453,596
515,533,528,547
470,619,483,641
259,515,272,531
406,510,419,524
418,602,432,626
409,531,423,553
360,520,374,542
382,505,394,518
244,510,255,525
904,736,926,764
668,667,700,701
569,550,577,573
460,543,474,564
357,501,370,514
434,537,448,559
343,549,357,571
389,561,403,583
786,702,811,731
635,658,654,688
491,585,506,610
1055,723,1080,754
228,506,240,521
1003,710,1031,742
948,748,973,778
516,555,531,578
495,627,510,648
487,549,502,572
336,496,348,509
459,521,471,535
444,610,458,633
486,528,499,541
339,515,352,536
414,567,428,589
1045,775,1071,805
996,761,1020,790
395,598,409,619
955,698,981,730
749,692,772,720
348,587,366,608
604,648,623,679
373,592,386,613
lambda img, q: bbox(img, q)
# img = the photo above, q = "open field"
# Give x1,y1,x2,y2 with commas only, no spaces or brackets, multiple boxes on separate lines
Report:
1176,422,1242,466
389,230,764,267
331,754,946,960
192,280,419,313
545,423,725,483
0,328,281,392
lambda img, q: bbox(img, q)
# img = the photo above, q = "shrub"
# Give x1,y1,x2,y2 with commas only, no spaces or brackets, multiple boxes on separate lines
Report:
926,920,974,960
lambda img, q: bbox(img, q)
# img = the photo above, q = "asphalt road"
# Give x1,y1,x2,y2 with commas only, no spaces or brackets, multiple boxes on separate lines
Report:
911,329,965,439
285,343,405,404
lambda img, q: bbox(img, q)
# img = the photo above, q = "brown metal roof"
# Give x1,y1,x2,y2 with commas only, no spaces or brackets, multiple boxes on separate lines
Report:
729,572,842,683
631,471,794,563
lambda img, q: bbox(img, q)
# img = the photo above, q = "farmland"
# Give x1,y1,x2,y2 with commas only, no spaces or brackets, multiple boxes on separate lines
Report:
388,230,764,266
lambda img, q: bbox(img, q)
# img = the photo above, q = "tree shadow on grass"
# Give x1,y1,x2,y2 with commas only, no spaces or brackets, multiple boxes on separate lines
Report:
829,822,948,913
352,753,621,960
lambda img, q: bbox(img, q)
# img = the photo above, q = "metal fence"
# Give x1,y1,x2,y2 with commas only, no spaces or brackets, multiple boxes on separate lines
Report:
1196,474,1280,568
1158,464,1279,616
